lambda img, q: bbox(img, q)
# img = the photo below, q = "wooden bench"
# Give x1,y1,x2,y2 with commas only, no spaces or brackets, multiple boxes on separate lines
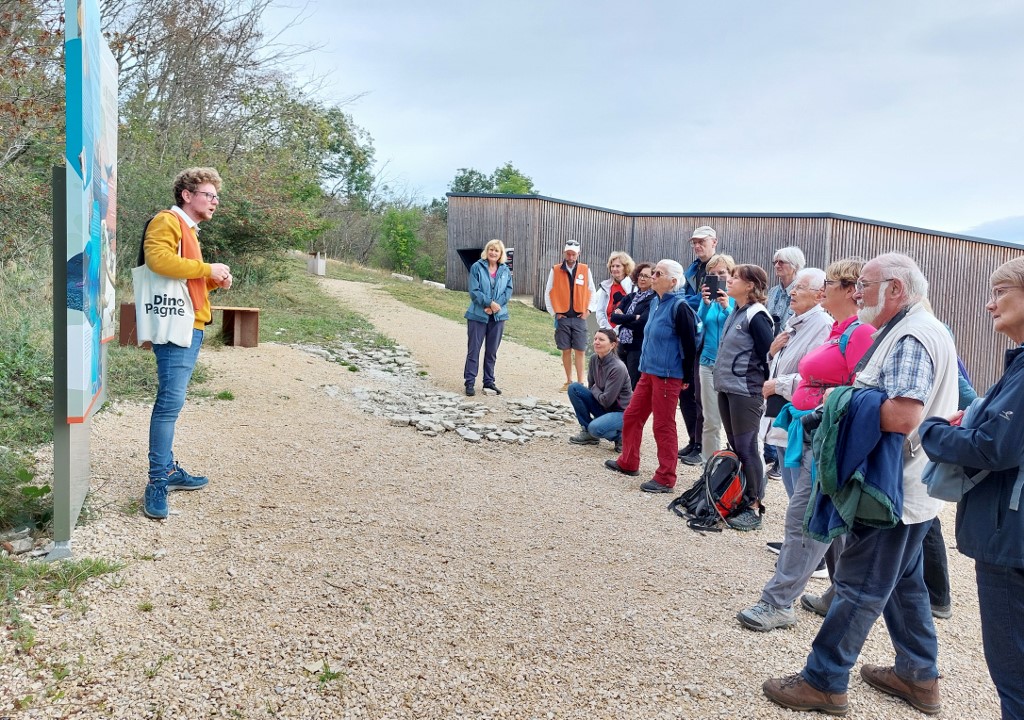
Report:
213,305,260,347
118,303,260,348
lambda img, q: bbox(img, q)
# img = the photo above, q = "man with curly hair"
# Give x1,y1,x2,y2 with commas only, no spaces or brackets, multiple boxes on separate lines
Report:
142,167,233,520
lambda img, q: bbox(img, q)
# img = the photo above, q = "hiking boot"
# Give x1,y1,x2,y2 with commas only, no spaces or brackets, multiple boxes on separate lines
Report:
465,385,475,396
639,479,673,493
680,449,704,466
860,664,941,715
811,558,829,580
765,541,783,555
737,600,796,632
728,507,763,532
483,383,502,395
604,459,639,477
613,438,622,453
763,674,849,716
766,460,782,480
931,603,952,619
569,430,599,445
166,463,209,492
801,593,831,617
143,479,169,520
677,441,697,460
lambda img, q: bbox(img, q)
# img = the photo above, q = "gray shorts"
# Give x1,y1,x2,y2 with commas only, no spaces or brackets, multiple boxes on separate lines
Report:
554,316,587,351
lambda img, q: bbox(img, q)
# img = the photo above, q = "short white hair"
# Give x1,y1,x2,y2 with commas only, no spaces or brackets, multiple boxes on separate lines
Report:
875,252,928,303
657,259,685,286
795,267,825,290
774,246,806,272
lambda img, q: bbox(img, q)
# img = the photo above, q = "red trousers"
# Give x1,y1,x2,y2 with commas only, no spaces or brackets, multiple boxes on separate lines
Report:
617,373,683,488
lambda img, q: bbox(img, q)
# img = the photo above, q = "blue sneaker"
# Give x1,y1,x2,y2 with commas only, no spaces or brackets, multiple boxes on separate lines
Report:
166,463,209,492
143,480,169,519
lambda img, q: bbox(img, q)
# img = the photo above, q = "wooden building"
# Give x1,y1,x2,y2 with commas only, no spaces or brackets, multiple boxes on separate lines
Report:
447,192,1024,392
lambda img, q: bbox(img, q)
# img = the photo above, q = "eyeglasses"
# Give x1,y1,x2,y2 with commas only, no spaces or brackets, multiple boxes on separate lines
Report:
651,270,666,278
989,286,1022,303
791,285,814,293
823,279,845,287
565,242,580,248
637,273,653,280
193,190,219,202
854,278,894,292
773,259,791,266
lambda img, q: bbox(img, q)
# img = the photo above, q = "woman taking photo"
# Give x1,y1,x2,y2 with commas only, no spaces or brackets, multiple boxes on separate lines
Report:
610,262,655,388
463,239,512,396
713,264,773,530
567,329,633,452
920,257,1024,720
593,251,635,330
696,253,736,461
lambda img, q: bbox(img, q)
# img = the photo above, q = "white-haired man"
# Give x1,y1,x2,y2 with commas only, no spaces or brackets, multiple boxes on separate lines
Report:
605,259,699,493
763,253,958,716
545,240,595,391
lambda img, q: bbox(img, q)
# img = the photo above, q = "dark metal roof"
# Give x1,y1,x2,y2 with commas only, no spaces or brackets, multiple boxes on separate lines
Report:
445,192,1018,250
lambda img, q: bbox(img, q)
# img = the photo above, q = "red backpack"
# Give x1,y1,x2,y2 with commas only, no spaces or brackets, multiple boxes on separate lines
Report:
668,449,747,532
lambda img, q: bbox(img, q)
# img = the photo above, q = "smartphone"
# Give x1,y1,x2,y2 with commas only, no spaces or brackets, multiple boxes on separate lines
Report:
704,275,720,296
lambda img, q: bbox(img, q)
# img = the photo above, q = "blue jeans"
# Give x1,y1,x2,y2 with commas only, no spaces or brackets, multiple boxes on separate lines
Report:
976,560,1024,720
567,382,623,441
802,520,936,693
149,329,203,478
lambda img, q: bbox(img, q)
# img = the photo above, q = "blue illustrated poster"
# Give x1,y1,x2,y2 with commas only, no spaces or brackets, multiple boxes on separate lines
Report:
65,0,118,422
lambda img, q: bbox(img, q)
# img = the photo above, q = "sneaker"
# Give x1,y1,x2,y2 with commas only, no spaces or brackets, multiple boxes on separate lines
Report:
679,449,704,466
728,507,763,532
166,463,209,492
765,541,783,555
604,459,639,477
800,593,831,617
811,558,829,580
569,430,599,445
931,603,952,619
560,381,571,392
465,385,475,396
737,600,796,632
860,664,941,715
639,479,673,493
763,674,849,716
677,441,697,460
766,460,782,480
143,479,169,519
483,383,502,395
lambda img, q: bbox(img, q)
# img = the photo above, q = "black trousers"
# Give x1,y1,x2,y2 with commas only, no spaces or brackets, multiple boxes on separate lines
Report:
678,356,703,445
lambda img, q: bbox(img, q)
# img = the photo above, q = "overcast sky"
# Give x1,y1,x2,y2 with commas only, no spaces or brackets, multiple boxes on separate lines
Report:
264,0,1023,238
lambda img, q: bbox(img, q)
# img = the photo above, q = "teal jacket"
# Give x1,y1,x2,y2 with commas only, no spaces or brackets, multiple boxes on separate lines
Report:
465,259,512,323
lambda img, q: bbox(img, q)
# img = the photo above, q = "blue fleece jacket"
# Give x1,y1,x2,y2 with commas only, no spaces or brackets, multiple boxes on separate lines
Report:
804,387,905,541
638,290,698,383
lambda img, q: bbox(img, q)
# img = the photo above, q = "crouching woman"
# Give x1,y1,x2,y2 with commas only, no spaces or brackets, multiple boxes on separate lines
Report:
568,329,633,451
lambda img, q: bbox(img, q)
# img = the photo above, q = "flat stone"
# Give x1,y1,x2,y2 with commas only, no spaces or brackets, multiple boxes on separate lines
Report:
388,415,411,426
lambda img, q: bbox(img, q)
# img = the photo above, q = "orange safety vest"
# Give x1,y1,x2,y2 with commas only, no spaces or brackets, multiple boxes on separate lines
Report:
549,262,592,315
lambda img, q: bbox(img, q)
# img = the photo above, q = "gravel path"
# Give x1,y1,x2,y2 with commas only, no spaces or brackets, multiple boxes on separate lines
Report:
2,278,1000,718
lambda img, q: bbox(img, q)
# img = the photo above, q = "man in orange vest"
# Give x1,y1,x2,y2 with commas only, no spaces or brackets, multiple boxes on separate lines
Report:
545,240,596,391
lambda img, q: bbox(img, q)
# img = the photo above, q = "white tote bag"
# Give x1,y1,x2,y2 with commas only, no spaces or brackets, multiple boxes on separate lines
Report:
133,241,195,348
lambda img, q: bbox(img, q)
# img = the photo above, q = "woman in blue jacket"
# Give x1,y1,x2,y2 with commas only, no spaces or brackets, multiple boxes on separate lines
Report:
920,256,1024,720
463,239,513,396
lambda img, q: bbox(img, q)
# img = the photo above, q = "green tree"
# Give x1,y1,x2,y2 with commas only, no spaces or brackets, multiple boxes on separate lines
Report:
377,206,422,274
489,161,535,194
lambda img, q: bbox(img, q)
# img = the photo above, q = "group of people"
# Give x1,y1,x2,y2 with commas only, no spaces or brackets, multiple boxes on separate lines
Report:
463,226,1023,719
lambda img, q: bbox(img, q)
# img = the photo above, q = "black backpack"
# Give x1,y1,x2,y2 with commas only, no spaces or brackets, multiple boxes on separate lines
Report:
668,449,747,532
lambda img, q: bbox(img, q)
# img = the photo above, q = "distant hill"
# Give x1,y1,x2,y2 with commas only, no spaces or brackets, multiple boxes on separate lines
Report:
964,216,1024,245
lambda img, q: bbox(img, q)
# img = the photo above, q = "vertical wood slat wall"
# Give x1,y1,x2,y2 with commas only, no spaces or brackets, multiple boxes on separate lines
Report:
447,194,1023,391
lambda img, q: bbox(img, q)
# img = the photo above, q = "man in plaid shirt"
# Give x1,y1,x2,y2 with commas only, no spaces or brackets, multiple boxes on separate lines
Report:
763,253,959,717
